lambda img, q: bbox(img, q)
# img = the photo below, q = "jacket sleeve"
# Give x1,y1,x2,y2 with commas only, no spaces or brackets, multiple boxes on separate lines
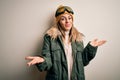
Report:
82,42,98,66
36,34,52,71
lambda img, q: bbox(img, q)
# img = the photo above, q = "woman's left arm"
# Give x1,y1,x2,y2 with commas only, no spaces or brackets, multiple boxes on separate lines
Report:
82,39,106,66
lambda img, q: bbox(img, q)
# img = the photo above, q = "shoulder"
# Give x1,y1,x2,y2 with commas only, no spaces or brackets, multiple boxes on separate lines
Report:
46,25,61,39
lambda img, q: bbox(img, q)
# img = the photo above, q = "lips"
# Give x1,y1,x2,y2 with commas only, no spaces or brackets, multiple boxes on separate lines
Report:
65,24,71,27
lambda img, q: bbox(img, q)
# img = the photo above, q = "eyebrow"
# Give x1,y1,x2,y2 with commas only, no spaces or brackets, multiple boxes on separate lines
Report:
61,15,72,18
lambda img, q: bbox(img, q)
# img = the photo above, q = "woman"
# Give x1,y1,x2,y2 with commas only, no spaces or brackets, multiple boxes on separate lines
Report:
25,5,106,80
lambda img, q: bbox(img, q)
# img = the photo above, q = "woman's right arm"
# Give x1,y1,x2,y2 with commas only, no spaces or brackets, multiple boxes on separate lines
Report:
25,34,52,71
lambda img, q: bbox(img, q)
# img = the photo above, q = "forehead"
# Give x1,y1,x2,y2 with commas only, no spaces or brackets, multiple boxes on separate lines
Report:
60,13,72,18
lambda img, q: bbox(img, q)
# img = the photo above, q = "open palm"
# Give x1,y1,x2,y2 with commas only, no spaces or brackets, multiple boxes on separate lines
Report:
90,39,106,47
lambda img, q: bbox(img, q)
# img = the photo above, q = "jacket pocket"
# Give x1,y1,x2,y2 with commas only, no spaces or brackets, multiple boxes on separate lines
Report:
51,45,62,61
76,48,84,70
76,49,83,61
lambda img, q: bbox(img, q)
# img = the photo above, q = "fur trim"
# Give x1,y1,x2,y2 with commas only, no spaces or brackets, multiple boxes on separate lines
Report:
46,25,84,42
46,25,61,39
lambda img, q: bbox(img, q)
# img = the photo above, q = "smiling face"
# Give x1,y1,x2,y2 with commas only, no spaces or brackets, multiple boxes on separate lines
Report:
59,13,73,31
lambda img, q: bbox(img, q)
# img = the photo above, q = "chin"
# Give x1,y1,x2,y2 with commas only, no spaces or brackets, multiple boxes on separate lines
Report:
65,28,71,31
67,27,72,30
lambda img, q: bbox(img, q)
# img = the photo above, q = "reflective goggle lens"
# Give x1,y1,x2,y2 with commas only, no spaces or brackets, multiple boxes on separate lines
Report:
55,6,74,17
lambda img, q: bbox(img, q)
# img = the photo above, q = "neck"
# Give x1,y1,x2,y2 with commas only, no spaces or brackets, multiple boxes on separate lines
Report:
64,30,70,44
65,30,70,35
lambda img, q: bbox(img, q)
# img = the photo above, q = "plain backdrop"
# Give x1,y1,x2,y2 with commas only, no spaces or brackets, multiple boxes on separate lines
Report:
0,0,120,80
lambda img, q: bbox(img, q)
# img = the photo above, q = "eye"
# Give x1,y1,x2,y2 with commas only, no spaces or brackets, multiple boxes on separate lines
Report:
68,16,72,20
68,17,72,20
60,17,65,21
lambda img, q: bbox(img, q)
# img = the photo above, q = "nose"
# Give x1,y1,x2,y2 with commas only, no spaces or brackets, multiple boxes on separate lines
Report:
66,18,69,23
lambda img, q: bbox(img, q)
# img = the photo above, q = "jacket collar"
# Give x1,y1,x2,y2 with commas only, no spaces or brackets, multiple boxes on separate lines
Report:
46,25,61,39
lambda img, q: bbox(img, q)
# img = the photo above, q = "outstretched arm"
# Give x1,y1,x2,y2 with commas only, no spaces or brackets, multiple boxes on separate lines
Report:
25,34,52,71
82,39,106,66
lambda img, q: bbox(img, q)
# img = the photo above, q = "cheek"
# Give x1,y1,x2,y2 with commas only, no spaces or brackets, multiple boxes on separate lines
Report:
70,20,73,24
60,21,65,26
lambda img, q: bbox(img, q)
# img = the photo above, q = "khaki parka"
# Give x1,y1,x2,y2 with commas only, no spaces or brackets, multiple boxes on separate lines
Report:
36,27,98,80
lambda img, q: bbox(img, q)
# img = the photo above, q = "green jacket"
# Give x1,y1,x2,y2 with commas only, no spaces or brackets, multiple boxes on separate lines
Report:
36,34,98,80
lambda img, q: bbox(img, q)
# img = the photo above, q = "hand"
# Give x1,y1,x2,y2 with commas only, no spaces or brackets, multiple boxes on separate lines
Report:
25,56,44,66
90,39,106,47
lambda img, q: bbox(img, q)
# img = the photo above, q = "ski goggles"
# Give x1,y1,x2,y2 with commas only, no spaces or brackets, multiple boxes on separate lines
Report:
55,6,74,17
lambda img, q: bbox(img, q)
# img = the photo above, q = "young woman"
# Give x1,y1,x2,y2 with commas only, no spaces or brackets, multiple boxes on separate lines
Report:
25,5,106,80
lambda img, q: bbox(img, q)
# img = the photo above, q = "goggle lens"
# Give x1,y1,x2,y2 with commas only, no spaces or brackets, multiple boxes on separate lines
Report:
55,6,74,17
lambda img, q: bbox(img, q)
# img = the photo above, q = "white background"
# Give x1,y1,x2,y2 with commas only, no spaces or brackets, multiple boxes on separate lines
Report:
0,0,120,80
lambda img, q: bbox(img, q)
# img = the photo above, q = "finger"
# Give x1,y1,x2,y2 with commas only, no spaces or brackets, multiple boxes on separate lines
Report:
27,62,34,67
27,62,31,66
101,40,107,44
31,59,38,65
97,40,107,46
100,40,106,44
27,60,35,66
27,61,31,66
102,40,107,43
25,56,34,60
